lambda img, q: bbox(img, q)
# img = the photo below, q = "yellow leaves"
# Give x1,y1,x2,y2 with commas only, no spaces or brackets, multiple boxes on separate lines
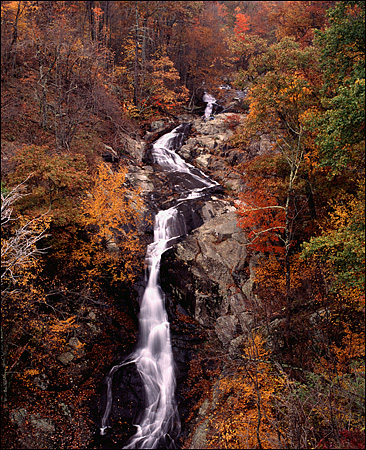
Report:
122,102,140,119
82,163,142,236
204,331,284,449
49,316,76,334
77,163,144,284
23,368,41,377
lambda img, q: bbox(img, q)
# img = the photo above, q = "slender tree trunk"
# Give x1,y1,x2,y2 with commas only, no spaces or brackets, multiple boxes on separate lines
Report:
6,0,22,74
87,1,96,41
133,3,140,108
1,325,8,406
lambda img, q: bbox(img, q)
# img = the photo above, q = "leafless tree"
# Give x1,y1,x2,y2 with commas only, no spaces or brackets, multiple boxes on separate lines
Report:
1,178,50,286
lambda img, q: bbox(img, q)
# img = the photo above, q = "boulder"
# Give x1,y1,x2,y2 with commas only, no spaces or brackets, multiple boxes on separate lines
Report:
119,134,146,162
9,408,56,449
57,351,74,366
125,165,155,194
215,315,239,346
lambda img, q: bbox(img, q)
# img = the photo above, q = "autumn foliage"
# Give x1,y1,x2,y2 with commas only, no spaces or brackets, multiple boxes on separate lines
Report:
1,1,365,449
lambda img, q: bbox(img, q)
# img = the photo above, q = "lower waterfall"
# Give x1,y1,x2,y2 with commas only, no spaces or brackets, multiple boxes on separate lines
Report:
99,124,218,449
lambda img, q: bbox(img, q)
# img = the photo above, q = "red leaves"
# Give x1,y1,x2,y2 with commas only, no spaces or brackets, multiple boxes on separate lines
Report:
237,187,286,254
234,12,250,40
236,154,287,255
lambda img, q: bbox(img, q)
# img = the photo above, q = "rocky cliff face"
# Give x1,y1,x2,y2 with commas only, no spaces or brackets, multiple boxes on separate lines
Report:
121,111,270,353
141,113,266,353
161,206,261,349
152,113,269,448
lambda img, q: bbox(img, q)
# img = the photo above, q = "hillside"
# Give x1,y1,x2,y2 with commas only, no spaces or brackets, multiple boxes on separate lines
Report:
1,2,365,449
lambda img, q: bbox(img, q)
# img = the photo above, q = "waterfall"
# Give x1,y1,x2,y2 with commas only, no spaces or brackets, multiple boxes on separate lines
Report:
202,92,217,120
100,125,218,449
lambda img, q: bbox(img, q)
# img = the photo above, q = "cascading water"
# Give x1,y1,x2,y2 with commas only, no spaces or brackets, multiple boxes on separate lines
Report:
202,92,217,120
100,124,219,449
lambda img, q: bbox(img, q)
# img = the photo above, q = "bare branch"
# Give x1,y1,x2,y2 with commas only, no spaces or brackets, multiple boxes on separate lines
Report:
1,179,50,286
239,205,286,212
243,226,286,247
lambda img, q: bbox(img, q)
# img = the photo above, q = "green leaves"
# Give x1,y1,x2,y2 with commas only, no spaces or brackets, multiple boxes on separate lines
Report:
315,1,365,89
312,1,365,176
313,78,365,175
302,182,365,292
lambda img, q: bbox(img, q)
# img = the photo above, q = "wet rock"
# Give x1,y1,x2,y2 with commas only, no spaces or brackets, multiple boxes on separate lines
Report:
161,207,260,351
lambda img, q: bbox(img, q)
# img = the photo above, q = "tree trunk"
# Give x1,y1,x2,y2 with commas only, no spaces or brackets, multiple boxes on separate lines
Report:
87,1,96,41
1,325,8,406
133,3,140,108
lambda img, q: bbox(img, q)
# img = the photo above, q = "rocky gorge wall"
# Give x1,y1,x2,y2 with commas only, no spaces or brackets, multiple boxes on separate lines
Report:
159,113,277,448
130,113,275,448
139,113,273,352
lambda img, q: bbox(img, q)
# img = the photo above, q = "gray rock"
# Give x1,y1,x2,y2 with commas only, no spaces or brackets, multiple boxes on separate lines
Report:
215,315,239,345
34,373,49,391
9,408,56,449
195,154,211,169
198,398,211,416
126,166,154,194
229,333,248,358
120,134,146,162
68,337,85,357
176,235,200,261
87,322,101,334
199,199,234,222
68,336,82,349
189,418,210,449
165,208,258,345
309,307,330,325
29,416,55,433
259,133,274,154
150,120,166,132
57,351,74,365
87,311,96,320
10,408,28,427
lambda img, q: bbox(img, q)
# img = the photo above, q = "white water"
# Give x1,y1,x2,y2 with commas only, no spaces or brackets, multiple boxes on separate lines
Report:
203,92,217,120
100,126,218,448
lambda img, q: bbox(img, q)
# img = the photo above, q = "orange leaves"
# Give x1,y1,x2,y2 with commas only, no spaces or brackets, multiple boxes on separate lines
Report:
204,332,285,449
237,183,286,255
49,316,76,335
82,163,142,239
145,54,189,113
272,1,332,46
78,162,144,284
234,12,250,40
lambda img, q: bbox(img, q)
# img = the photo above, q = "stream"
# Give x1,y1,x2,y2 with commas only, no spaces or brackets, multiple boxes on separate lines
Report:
99,110,219,448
